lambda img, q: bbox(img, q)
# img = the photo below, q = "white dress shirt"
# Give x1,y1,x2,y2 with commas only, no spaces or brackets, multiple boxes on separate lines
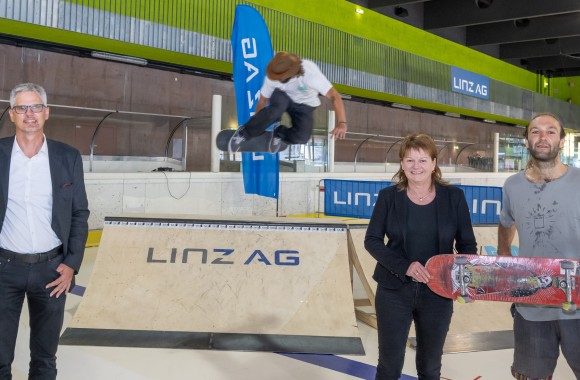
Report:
0,136,62,253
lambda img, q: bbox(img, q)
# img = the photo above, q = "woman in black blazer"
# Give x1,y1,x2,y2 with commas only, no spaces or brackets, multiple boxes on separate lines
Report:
365,134,477,380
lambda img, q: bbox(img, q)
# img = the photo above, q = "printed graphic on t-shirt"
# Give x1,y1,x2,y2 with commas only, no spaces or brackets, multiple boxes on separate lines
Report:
524,201,560,254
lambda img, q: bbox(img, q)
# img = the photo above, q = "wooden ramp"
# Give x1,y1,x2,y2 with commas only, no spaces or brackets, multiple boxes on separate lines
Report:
60,215,364,355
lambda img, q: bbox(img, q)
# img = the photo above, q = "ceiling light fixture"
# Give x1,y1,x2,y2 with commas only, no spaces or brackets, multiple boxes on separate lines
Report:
90,51,148,66
356,8,364,15
475,0,493,9
514,19,530,28
394,6,408,18
391,103,412,110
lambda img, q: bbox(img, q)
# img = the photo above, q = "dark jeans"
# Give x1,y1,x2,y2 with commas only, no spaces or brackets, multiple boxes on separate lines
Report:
0,254,66,380
375,282,452,380
243,89,315,144
511,306,580,379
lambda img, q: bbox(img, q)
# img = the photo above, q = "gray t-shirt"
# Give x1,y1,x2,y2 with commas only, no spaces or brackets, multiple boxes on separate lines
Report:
500,167,580,321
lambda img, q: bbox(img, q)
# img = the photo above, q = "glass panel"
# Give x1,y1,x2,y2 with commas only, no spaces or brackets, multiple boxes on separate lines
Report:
498,135,528,172
562,131,580,168
0,101,14,138
0,100,201,173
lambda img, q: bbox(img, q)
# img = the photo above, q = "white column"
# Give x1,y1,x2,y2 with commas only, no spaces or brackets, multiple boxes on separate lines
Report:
327,110,335,173
211,95,222,173
493,132,499,173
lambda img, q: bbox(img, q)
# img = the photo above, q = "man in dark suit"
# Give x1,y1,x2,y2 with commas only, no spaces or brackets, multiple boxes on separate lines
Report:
0,83,89,379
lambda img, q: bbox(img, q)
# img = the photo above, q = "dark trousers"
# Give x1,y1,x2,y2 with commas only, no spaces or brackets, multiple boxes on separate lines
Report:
375,282,452,380
243,89,315,144
511,306,580,379
0,254,66,380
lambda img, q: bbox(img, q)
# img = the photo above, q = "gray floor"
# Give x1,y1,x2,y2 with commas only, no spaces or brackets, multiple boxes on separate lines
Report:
10,248,577,379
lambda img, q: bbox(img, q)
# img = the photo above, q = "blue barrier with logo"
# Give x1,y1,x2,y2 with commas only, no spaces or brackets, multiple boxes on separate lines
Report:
324,179,502,225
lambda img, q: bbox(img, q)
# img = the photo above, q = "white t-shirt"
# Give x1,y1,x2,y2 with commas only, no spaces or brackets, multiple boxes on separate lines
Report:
260,59,333,107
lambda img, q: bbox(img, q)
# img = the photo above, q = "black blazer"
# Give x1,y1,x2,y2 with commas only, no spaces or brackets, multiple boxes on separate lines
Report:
0,136,90,273
364,183,477,289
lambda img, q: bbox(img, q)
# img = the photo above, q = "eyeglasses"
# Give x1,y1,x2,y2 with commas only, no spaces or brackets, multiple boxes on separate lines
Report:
11,104,46,114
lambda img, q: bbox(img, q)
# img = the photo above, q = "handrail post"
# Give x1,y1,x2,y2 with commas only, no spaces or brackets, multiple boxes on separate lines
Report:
327,110,335,172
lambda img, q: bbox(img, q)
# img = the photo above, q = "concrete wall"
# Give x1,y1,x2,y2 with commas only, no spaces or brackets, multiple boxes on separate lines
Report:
85,171,513,230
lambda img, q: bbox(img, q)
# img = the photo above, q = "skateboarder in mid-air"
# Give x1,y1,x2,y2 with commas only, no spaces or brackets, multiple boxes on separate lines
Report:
228,51,348,153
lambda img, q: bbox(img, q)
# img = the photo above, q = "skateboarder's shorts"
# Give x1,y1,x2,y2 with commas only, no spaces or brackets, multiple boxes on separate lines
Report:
511,306,580,379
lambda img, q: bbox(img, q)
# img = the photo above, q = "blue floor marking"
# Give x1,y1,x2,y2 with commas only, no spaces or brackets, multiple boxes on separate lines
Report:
70,285,86,296
278,353,417,380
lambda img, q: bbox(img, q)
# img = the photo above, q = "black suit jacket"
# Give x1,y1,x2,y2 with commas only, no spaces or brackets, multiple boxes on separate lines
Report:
364,183,477,289
0,136,89,273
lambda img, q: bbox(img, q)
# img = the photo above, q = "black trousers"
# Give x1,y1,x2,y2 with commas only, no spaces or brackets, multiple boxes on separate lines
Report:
374,282,452,380
243,89,316,144
0,253,66,380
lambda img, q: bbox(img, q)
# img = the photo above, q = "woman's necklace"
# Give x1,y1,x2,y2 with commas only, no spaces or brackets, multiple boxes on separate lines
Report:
408,187,433,202
416,192,431,201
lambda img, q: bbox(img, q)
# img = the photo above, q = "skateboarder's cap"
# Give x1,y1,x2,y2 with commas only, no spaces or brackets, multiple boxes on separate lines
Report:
267,52,301,81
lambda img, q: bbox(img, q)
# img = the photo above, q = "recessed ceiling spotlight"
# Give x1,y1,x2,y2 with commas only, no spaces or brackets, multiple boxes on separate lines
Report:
475,0,493,9
394,6,408,18
514,18,530,28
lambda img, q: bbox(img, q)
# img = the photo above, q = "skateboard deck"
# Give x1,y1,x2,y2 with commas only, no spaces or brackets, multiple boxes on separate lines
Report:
426,254,579,312
216,129,288,153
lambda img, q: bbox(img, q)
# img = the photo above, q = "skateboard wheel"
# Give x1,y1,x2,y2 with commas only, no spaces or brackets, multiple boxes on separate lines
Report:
561,261,575,270
562,302,577,313
457,295,472,304
455,256,468,265
559,280,568,289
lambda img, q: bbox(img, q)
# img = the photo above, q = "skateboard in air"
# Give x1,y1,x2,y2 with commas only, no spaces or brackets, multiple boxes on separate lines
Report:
216,129,288,153
425,254,579,313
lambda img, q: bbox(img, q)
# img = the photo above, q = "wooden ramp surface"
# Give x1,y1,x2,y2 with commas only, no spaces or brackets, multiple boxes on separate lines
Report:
60,215,364,355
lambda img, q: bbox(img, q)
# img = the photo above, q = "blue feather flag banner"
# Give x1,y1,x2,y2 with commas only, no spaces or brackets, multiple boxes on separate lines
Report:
231,5,279,198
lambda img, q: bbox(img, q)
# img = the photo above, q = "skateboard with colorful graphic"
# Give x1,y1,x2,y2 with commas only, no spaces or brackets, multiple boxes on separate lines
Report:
216,129,288,153
425,254,579,313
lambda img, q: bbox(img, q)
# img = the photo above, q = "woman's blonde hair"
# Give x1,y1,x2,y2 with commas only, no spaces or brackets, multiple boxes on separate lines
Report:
392,133,447,190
